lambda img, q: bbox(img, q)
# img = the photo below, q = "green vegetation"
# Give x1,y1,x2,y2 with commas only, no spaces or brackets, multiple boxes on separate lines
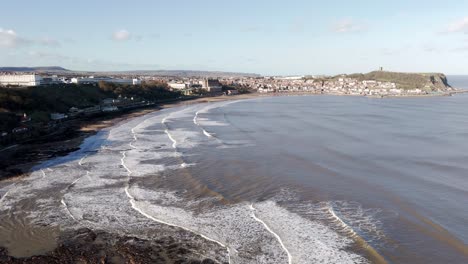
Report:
0,82,180,131
0,112,19,132
344,71,450,90
97,80,177,100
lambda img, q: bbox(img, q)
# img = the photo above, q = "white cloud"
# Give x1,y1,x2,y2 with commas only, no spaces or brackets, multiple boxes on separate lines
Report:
0,28,30,48
1,28,64,49
112,29,131,41
332,19,366,33
444,17,468,34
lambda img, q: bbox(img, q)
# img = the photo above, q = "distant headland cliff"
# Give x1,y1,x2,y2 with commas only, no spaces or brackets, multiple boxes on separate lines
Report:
255,71,458,96
343,71,451,90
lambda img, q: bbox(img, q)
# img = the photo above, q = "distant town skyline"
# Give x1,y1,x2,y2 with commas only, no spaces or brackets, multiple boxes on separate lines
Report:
1,0,468,75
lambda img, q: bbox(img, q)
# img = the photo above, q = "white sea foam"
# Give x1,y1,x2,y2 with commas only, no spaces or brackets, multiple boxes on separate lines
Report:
61,198,77,221
254,201,368,264
1,102,372,263
250,203,292,263
194,111,200,125
202,129,214,138
0,190,10,206
164,129,177,149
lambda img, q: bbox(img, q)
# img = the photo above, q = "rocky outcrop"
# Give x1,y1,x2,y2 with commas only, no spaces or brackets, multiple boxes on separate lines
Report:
0,228,221,264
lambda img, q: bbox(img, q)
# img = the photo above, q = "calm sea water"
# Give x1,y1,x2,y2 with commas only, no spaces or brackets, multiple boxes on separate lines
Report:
448,75,468,89
185,94,468,263
1,93,467,263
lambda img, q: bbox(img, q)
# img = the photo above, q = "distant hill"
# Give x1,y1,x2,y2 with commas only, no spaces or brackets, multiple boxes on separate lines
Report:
97,70,260,78
0,66,70,72
343,71,451,90
0,67,259,78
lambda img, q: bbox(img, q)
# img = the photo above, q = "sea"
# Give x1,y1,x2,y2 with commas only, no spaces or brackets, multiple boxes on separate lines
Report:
0,76,468,263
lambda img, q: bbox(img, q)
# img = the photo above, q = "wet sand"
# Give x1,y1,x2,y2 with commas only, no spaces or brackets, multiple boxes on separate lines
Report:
0,228,223,264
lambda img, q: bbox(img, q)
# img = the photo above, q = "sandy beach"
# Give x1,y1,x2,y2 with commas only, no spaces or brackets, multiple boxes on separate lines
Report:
0,94,267,263
0,93,262,182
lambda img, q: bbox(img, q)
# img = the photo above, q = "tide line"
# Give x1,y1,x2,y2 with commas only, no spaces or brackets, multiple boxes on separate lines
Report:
250,203,292,264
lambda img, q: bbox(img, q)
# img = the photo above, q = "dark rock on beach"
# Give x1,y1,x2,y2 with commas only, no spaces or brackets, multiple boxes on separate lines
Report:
0,228,222,264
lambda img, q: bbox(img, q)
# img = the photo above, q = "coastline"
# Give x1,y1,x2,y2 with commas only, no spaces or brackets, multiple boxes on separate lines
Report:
2,88,466,182
1,91,467,262
0,93,262,183
0,93,264,263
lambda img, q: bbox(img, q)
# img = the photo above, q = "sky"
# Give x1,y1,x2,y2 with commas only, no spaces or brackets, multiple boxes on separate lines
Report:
0,0,467,75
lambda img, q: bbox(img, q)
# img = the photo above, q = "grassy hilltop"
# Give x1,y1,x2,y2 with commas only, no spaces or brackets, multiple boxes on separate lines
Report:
344,71,451,90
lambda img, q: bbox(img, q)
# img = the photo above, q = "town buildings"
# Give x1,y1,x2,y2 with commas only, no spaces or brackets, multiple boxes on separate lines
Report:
0,74,43,86
201,79,223,92
71,76,141,85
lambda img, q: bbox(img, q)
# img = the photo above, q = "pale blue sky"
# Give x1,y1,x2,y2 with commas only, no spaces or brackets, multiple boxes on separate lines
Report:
1,0,467,75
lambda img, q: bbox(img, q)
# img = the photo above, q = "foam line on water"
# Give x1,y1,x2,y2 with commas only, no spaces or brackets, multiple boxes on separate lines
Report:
120,149,231,263
250,203,292,264
194,111,199,125
161,114,178,148
129,128,138,149
327,202,359,238
61,198,77,221
125,191,232,263
202,129,213,138
0,190,10,205
193,110,221,140
78,155,87,166
164,129,177,149
194,110,216,138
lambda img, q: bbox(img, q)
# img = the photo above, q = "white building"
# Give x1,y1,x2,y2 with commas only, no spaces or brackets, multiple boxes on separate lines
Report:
0,74,43,87
168,82,188,90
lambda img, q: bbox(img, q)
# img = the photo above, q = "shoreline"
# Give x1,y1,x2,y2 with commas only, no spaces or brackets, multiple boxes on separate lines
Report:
0,93,263,263
2,89,466,182
1,91,465,262
0,93,263,182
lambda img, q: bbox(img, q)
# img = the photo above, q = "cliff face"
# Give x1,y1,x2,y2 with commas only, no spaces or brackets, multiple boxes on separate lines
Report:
429,74,450,88
347,71,452,90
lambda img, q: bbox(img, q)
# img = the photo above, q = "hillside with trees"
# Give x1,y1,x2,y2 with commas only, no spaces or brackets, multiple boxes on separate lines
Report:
0,81,179,132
